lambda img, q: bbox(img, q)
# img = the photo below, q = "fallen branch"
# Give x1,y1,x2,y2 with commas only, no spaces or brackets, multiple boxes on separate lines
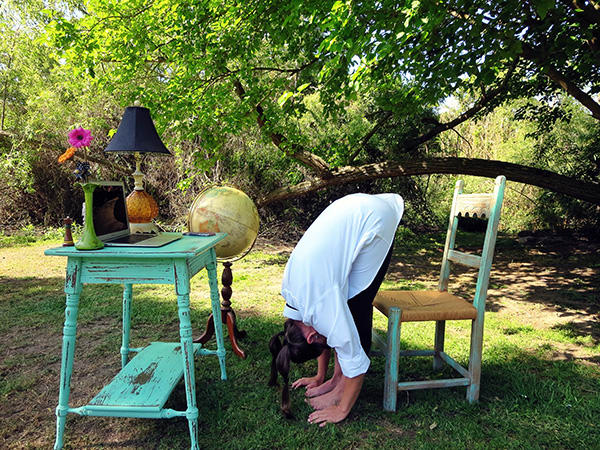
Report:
258,157,600,206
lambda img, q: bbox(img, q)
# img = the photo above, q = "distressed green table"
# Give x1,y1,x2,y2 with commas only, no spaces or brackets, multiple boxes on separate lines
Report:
45,233,228,450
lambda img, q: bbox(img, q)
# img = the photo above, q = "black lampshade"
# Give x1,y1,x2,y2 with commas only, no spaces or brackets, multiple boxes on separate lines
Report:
104,106,171,155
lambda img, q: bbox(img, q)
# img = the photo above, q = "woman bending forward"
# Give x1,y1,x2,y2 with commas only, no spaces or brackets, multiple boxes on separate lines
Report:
269,193,404,426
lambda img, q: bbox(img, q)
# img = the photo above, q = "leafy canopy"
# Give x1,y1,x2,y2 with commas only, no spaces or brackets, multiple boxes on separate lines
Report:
45,0,600,170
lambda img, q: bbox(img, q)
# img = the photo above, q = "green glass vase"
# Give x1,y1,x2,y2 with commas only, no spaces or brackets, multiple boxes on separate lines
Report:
75,182,104,251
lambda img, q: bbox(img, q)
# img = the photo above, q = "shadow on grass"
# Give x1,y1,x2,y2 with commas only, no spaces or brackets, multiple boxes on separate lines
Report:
384,233,600,345
1,283,599,449
254,252,291,266
1,233,599,448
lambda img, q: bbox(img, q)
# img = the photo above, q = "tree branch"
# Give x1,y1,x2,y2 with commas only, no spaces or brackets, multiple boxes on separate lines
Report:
449,127,473,153
232,78,332,178
406,61,517,150
347,111,393,164
560,0,600,26
258,157,600,206
75,152,131,177
448,6,600,120
249,59,318,74
521,43,600,120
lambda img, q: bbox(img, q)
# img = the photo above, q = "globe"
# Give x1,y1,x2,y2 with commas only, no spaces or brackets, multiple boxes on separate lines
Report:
188,186,260,260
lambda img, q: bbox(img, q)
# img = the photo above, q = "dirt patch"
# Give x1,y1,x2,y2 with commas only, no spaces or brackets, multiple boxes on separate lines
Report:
543,342,600,366
488,237,600,349
254,235,295,254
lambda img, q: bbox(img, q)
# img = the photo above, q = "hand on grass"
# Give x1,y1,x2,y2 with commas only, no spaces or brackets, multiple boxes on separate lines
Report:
307,405,349,427
292,375,324,390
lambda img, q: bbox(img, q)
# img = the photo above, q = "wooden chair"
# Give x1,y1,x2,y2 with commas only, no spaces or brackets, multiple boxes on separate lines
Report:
373,175,506,411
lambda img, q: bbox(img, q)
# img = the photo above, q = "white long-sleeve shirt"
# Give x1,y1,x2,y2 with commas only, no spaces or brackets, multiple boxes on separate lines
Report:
281,193,404,377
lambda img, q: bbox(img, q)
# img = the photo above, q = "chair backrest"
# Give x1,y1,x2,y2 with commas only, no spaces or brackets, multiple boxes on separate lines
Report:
438,176,506,316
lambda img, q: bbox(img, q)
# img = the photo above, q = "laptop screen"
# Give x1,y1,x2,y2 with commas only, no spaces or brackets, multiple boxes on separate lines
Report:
91,181,129,240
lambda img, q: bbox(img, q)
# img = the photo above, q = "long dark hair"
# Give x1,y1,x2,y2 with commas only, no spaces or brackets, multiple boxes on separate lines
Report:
268,319,327,418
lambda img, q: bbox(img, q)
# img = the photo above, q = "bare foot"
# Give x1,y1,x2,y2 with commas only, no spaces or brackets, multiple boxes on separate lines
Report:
306,373,342,398
308,405,350,427
307,385,343,410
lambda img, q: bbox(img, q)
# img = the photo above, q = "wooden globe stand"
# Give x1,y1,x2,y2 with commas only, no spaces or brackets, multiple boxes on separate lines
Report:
188,185,259,360
195,261,247,358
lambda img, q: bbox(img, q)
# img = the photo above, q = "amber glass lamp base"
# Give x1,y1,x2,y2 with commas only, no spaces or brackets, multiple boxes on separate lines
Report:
126,189,159,223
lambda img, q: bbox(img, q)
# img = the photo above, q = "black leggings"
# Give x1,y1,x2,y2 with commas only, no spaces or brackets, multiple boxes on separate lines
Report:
347,242,394,355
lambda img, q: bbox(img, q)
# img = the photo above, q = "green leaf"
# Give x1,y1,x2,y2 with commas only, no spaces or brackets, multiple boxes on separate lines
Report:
534,0,554,19
332,1,345,12
297,83,310,93
277,91,294,107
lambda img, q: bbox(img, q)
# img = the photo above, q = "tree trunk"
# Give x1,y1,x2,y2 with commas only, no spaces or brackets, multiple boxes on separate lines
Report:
257,157,600,206
1,53,13,131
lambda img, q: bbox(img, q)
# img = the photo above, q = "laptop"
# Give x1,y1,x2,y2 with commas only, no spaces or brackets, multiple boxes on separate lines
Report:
90,181,181,247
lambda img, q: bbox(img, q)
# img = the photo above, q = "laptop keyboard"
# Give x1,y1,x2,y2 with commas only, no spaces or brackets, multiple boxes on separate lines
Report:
107,234,153,244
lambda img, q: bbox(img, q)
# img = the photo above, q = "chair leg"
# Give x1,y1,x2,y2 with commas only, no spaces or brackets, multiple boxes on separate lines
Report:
467,318,484,403
433,320,445,371
383,306,402,412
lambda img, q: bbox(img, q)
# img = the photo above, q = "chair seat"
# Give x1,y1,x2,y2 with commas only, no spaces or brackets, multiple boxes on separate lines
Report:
373,290,478,322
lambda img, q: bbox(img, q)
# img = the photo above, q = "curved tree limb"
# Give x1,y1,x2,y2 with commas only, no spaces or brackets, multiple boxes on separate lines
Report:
347,111,393,164
269,60,513,174
231,78,332,178
257,157,600,206
520,43,600,120
406,60,517,150
448,7,600,120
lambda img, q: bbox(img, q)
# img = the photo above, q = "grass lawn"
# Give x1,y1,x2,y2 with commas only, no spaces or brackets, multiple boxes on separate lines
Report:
0,230,599,449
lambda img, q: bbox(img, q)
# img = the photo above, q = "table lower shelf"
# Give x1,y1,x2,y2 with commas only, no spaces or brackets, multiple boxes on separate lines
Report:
82,341,202,417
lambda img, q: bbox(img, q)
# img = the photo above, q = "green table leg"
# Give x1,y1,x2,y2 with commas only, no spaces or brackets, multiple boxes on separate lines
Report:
174,261,199,450
121,284,133,368
206,258,227,380
54,258,82,450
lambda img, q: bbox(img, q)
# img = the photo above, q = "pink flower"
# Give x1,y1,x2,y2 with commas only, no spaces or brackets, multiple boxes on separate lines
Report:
68,127,93,148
